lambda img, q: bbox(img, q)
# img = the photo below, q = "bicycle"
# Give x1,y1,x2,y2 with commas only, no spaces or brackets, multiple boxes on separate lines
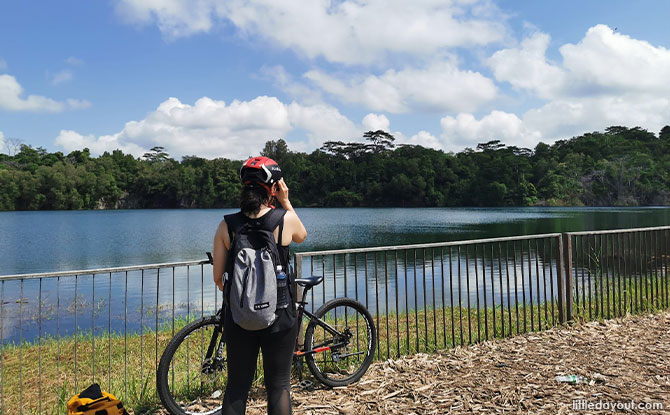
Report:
157,274,377,415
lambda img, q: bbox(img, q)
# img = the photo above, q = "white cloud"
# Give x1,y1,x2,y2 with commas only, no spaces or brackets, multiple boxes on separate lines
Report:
55,130,147,157
306,62,498,113
0,131,5,154
115,0,507,64
55,96,363,159
399,130,442,150
559,25,670,96
66,98,92,109
488,32,565,99
523,96,670,140
440,95,670,151
65,57,84,66
51,70,73,85
362,114,390,132
484,25,670,145
0,74,88,112
440,111,542,151
260,65,323,105
115,0,216,39
489,25,670,99
287,102,359,150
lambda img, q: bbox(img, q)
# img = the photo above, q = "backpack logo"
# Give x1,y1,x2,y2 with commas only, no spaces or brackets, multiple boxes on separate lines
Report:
254,302,270,310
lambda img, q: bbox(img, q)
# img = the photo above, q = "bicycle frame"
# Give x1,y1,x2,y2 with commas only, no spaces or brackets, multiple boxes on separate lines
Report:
293,308,347,357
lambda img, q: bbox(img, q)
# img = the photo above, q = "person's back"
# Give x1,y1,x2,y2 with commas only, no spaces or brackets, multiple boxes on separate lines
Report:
212,156,306,415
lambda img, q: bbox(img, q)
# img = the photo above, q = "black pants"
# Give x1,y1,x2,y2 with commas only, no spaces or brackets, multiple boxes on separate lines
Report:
222,312,299,415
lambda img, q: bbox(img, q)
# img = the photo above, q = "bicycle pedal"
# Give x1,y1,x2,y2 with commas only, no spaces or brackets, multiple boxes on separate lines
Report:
298,380,315,390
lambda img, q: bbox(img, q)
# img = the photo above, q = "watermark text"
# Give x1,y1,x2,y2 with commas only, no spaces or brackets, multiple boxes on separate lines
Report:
573,399,665,412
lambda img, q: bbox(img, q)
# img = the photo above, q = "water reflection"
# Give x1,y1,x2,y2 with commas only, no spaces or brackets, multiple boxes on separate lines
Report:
2,207,669,344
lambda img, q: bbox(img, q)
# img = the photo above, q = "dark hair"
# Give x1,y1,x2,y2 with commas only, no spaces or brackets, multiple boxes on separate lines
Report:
240,183,271,216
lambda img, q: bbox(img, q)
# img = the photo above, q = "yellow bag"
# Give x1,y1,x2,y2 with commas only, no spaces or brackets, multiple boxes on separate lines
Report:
67,383,129,415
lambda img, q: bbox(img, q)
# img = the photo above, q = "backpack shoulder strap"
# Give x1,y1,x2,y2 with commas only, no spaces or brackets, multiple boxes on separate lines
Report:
278,215,285,246
262,208,286,234
224,212,246,240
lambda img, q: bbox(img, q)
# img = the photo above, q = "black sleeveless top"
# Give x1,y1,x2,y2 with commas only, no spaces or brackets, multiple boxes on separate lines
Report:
224,208,297,333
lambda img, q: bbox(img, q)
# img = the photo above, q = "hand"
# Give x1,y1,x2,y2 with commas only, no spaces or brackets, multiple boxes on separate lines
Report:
276,178,291,210
214,274,224,291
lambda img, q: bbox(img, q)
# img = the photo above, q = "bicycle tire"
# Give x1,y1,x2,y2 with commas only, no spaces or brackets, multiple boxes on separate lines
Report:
157,315,226,415
304,298,376,387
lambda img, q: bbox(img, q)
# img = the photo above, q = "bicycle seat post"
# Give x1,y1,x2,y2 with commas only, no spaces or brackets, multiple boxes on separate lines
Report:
298,284,311,306
294,275,324,306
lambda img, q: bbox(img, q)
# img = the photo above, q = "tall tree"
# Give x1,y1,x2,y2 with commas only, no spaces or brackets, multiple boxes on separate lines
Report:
142,146,171,163
363,130,396,154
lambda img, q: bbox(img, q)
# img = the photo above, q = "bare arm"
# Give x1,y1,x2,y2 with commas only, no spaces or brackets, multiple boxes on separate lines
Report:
276,179,307,243
285,210,307,243
213,220,231,291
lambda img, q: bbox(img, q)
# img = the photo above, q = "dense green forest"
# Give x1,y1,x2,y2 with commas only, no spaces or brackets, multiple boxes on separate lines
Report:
1,125,669,210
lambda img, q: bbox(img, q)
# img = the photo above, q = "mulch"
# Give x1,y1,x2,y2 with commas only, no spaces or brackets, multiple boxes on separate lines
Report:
245,311,670,414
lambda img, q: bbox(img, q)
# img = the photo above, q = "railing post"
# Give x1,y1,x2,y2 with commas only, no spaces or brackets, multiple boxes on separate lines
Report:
294,253,305,348
556,235,565,324
563,233,573,322
293,253,302,305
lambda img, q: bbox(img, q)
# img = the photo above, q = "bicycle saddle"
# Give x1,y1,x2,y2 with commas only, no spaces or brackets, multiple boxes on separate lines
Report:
294,275,324,287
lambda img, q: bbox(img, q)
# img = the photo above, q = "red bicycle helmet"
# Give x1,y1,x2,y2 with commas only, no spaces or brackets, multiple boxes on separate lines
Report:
240,156,282,186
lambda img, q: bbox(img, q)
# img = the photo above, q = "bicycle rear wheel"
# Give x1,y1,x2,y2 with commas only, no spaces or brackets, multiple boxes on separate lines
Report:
304,298,376,387
157,315,226,415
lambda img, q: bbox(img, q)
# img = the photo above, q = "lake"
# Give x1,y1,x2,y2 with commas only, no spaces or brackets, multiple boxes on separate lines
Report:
1,207,669,343
2,207,670,275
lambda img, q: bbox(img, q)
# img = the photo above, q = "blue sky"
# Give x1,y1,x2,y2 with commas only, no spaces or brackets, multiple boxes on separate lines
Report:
1,0,669,160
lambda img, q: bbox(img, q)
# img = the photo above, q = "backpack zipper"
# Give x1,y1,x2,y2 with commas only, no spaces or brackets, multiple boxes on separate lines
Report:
240,267,250,308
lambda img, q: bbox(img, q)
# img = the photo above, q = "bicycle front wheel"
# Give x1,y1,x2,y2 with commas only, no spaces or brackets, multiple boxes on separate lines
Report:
157,315,226,415
304,298,376,387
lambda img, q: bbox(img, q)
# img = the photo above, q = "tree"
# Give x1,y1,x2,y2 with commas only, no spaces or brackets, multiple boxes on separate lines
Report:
1,124,669,210
660,125,670,141
363,130,395,153
476,140,505,152
143,146,170,163
261,139,289,165
3,137,24,156
67,148,91,165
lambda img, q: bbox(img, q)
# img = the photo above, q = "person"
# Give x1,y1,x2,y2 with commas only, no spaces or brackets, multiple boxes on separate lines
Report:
212,156,307,415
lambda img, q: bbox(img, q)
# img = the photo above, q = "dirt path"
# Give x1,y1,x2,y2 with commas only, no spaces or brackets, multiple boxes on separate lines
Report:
245,311,670,414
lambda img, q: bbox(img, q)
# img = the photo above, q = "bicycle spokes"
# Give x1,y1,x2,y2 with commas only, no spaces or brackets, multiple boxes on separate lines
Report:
304,299,376,386
158,316,227,415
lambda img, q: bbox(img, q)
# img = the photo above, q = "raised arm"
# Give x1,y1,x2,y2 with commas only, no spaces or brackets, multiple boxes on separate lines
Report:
276,178,307,243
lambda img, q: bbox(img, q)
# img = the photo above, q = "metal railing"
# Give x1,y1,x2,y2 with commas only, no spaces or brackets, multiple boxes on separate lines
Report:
0,259,216,415
1,226,669,414
294,233,567,362
565,226,670,322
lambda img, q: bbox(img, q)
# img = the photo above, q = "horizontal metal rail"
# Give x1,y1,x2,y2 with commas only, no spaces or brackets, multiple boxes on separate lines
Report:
566,225,670,236
0,259,210,281
295,232,563,258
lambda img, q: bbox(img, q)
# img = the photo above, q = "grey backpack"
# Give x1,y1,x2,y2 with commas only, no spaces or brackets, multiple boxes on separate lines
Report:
224,209,287,331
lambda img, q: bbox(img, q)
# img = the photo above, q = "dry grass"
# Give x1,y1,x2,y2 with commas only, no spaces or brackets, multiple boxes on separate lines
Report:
274,310,670,414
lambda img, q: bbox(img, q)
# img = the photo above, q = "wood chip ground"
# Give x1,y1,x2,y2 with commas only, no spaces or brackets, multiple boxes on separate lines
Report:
246,311,670,414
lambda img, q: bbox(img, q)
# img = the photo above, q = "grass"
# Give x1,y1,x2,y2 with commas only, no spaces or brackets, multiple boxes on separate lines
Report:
0,317,193,415
1,273,668,414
